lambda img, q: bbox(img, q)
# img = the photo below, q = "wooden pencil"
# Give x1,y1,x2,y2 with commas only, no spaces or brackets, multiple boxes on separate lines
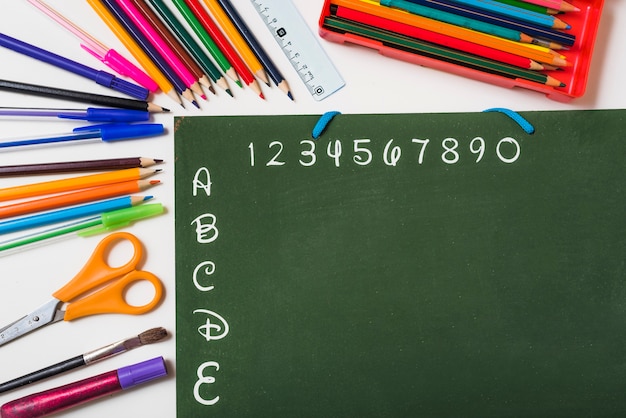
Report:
0,179,160,219
0,79,168,112
0,157,163,177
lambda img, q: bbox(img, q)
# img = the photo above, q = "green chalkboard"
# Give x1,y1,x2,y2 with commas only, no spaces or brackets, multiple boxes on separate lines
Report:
174,110,626,417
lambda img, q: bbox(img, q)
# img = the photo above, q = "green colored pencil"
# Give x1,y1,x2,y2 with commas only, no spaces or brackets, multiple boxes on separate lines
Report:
323,16,565,88
147,0,232,96
495,0,557,15
171,0,241,86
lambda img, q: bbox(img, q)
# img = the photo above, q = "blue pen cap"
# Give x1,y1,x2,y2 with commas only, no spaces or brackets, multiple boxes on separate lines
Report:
94,70,149,101
59,108,150,123
73,123,164,141
117,356,168,390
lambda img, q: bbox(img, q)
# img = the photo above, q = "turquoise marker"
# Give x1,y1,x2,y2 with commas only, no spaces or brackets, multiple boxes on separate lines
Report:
0,203,164,252
382,0,532,43
0,195,150,235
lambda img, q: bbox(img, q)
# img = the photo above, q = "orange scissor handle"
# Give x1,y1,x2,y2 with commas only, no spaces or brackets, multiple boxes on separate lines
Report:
63,270,164,321
53,232,143,303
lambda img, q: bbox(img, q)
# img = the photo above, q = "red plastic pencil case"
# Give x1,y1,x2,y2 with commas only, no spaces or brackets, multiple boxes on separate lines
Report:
318,0,604,102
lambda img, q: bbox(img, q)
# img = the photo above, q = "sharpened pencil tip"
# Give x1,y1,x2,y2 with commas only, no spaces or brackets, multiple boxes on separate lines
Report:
144,195,154,201
162,107,171,112
149,180,161,185
192,100,200,109
259,93,265,100
154,159,163,163
209,86,216,95
201,94,207,100
236,80,243,88
226,89,233,97
288,92,294,101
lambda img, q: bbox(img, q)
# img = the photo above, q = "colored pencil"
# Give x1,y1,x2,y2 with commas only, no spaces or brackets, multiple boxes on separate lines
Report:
28,0,158,92
323,16,565,87
97,0,198,107
0,179,159,219
333,0,568,67
496,0,559,14
448,0,570,29
400,0,575,47
128,0,213,94
114,0,206,99
0,32,149,100
214,0,293,100
171,0,240,86
183,0,264,98
0,195,151,235
202,0,269,85
0,79,168,113
0,167,159,202
0,157,162,177
382,0,547,46
146,0,231,95
85,0,181,105
518,0,579,12
335,5,544,70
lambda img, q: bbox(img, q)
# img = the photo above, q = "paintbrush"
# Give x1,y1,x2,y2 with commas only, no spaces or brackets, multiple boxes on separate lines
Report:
0,327,167,394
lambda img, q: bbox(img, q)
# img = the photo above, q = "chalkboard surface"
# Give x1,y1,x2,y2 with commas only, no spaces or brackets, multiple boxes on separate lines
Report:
174,110,625,417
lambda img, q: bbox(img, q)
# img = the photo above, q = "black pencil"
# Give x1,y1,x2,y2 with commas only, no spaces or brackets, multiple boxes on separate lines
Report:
0,157,163,177
0,79,169,113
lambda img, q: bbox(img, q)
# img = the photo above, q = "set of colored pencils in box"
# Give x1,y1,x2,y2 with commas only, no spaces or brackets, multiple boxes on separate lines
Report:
319,0,604,100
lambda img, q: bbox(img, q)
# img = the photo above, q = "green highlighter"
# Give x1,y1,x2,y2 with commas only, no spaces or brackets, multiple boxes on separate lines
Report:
0,203,164,253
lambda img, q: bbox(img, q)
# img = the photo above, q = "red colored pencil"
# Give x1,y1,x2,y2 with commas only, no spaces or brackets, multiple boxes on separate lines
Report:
183,0,264,99
335,6,544,71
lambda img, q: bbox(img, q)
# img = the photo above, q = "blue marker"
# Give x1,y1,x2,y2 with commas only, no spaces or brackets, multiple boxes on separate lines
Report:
0,107,150,122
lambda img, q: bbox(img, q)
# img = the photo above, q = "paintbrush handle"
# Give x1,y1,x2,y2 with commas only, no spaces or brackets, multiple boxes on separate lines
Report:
0,355,85,394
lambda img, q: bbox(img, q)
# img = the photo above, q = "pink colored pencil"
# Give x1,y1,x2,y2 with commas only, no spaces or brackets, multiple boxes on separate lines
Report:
113,0,205,98
519,0,580,12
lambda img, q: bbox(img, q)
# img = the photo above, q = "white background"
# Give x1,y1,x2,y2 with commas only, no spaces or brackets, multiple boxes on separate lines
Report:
0,1,623,417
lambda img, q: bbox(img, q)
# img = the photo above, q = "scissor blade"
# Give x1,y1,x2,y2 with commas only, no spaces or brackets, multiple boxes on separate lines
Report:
0,299,62,347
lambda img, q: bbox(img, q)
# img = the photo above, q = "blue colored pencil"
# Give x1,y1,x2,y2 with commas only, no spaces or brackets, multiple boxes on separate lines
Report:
0,195,150,235
403,0,575,47
448,0,571,29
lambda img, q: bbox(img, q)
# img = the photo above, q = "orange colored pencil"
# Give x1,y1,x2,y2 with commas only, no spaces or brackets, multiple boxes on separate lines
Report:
0,167,159,202
0,179,160,219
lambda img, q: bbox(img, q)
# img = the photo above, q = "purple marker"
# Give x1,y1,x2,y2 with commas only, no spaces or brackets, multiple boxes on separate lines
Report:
0,356,167,418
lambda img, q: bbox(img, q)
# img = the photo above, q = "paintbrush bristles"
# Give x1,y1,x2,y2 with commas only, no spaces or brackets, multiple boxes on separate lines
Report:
83,327,168,365
139,327,168,345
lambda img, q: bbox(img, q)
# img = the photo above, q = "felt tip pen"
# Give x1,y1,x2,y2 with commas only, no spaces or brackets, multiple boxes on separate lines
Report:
27,0,159,92
0,123,164,149
0,32,150,100
0,356,167,418
0,203,165,253
0,107,150,122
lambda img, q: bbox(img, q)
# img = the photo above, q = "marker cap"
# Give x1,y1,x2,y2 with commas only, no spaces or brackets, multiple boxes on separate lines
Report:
73,123,164,141
117,356,167,390
78,203,165,237
103,49,159,92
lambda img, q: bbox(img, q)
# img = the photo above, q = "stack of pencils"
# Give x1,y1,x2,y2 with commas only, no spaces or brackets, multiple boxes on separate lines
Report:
319,0,602,99
0,157,165,253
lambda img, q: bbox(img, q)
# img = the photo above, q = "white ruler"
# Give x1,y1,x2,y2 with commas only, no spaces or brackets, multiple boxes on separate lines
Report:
250,0,345,101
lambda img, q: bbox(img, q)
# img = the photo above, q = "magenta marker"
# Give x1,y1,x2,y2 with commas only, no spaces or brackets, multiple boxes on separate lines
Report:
0,356,167,418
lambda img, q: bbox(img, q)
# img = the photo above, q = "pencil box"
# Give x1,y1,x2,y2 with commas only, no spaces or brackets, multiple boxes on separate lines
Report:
318,0,604,101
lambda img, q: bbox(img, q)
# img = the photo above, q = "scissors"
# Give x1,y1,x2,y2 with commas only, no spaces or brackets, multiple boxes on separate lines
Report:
0,232,163,347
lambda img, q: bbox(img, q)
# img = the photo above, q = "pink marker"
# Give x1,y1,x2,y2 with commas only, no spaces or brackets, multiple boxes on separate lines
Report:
27,0,159,92
0,357,167,418
114,0,205,98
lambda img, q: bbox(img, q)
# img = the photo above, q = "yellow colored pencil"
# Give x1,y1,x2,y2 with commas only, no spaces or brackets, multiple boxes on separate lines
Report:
0,168,159,202
202,0,269,85
86,0,182,105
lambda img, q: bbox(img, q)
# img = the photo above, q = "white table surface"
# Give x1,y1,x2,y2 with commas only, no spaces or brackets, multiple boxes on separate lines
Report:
0,1,624,416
